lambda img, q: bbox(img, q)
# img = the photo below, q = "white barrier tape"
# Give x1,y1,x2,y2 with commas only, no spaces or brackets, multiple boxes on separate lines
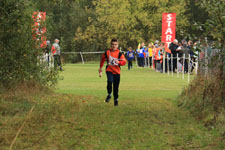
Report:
62,51,127,54
62,51,104,54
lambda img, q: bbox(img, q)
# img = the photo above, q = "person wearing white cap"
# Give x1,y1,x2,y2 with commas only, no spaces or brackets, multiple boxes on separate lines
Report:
51,39,62,71
154,40,160,48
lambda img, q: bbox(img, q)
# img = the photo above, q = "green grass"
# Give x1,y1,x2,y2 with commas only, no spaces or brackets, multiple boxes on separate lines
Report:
0,63,224,150
56,63,189,100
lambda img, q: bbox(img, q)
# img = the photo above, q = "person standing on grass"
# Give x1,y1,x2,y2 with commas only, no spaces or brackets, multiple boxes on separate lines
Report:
154,45,162,72
51,39,62,71
45,40,51,66
140,42,146,67
181,39,191,73
169,39,179,72
147,43,153,68
98,38,126,106
127,47,134,70
136,44,141,67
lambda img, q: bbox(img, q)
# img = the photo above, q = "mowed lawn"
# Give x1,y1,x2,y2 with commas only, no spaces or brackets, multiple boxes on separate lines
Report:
56,63,188,100
53,63,224,150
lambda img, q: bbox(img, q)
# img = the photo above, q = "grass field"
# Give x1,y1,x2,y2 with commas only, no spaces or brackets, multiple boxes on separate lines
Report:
56,63,189,100
54,63,224,149
0,63,224,150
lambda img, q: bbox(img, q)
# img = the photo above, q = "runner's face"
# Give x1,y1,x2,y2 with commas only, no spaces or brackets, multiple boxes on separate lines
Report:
111,42,118,50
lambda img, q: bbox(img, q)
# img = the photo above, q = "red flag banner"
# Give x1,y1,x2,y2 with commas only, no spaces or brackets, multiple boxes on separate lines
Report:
32,12,47,48
161,13,176,48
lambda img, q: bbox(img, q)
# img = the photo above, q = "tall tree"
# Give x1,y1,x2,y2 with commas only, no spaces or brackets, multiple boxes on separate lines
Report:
32,0,94,52
184,0,209,40
200,0,225,102
74,0,188,51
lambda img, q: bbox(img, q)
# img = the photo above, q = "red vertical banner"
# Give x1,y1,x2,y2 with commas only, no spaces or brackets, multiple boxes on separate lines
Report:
32,12,46,48
161,13,176,48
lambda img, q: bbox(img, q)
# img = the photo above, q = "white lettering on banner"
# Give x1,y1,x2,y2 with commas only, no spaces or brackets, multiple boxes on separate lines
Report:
162,13,176,47
167,14,172,20
165,28,172,34
166,35,172,41
166,21,172,27
166,42,171,46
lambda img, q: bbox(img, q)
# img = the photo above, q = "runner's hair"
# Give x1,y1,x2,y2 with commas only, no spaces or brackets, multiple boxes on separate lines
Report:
111,38,118,44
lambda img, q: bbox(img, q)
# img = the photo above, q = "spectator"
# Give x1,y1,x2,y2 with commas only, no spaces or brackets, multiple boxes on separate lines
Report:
144,45,148,67
181,40,191,73
160,43,167,73
147,43,153,68
155,40,160,48
154,45,162,72
136,43,141,67
45,40,51,66
188,40,195,72
139,42,145,67
51,39,62,71
163,43,171,72
169,39,179,72
152,44,157,70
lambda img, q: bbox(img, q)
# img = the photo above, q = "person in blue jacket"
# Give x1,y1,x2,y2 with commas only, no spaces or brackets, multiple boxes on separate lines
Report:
144,46,148,67
127,47,134,70
139,42,145,67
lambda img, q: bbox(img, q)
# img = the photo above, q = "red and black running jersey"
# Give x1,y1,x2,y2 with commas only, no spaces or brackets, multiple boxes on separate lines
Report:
100,49,126,74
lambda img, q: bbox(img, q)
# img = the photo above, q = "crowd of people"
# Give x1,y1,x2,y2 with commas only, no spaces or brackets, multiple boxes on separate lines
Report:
42,38,200,74
44,39,63,71
97,38,200,106
125,39,199,73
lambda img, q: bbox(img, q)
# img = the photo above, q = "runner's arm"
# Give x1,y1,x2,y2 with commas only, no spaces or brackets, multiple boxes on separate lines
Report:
118,54,126,66
99,53,106,70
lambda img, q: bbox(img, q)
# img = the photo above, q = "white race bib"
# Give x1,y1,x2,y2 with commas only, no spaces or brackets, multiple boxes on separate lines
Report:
108,55,118,66
129,53,133,57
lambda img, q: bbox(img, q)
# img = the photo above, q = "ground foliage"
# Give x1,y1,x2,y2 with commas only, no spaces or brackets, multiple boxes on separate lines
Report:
178,0,225,137
0,0,58,88
0,64,224,149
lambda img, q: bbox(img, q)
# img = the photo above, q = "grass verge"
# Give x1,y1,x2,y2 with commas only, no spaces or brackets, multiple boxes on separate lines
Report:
0,63,224,149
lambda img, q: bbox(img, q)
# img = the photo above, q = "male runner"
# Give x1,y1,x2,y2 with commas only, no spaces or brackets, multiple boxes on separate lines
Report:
99,38,126,106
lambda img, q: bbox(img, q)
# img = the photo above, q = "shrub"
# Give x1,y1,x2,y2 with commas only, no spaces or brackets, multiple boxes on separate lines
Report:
0,0,58,89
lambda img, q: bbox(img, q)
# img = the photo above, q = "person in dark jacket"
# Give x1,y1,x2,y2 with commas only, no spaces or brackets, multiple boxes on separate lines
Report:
181,40,191,73
188,40,196,72
169,39,179,72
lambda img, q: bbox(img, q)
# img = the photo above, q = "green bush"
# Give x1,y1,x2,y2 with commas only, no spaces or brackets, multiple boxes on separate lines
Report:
0,0,58,89
178,72,225,136
178,0,225,137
